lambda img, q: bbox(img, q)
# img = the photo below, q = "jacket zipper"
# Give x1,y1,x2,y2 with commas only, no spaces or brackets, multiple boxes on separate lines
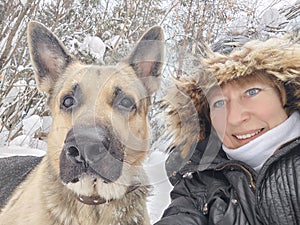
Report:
216,163,256,190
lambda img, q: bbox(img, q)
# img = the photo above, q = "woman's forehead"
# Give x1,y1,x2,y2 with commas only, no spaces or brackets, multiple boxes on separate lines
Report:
206,85,226,101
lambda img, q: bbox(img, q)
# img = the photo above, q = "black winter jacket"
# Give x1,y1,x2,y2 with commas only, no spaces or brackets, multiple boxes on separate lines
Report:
154,136,300,225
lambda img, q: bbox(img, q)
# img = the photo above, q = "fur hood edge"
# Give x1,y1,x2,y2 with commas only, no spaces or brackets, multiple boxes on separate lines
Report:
162,38,300,168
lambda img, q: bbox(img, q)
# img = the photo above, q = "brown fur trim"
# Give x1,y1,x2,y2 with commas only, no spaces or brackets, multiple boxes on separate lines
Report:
163,38,300,162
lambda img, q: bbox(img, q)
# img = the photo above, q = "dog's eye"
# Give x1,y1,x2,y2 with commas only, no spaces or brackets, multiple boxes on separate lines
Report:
119,97,136,111
62,95,76,109
113,87,136,112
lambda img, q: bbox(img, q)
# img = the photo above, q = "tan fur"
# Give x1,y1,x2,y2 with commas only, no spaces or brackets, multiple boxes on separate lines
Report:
162,38,300,169
0,22,164,225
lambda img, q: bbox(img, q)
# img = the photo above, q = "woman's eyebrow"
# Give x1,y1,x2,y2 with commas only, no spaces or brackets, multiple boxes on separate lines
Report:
207,87,223,100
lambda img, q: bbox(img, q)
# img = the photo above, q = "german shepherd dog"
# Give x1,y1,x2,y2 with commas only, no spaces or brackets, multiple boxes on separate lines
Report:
0,22,164,225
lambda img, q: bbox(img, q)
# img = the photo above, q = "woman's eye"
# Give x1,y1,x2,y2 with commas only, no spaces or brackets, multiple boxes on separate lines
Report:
246,88,261,97
213,99,225,108
62,95,76,109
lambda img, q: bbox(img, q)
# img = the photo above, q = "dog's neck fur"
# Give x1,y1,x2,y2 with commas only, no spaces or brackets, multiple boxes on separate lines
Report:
76,184,140,205
41,158,151,225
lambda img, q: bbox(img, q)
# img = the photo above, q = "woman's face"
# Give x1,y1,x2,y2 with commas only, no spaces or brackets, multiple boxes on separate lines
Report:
208,80,288,149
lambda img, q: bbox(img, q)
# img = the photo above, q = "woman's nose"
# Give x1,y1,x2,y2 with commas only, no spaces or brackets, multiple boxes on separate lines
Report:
227,100,250,125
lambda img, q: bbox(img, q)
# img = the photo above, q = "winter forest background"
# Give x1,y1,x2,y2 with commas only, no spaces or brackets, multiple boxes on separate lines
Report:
0,0,300,223
1,0,300,150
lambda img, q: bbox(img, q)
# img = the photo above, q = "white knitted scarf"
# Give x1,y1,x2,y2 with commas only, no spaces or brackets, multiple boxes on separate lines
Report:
223,111,300,172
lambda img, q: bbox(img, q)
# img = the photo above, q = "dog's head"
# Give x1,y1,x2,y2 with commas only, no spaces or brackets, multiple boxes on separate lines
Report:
27,22,164,203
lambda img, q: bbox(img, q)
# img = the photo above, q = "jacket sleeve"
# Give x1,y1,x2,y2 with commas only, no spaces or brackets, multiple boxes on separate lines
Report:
0,156,43,208
256,140,300,225
154,173,208,225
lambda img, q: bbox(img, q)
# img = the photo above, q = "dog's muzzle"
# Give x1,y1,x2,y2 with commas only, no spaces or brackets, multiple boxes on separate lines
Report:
59,125,124,184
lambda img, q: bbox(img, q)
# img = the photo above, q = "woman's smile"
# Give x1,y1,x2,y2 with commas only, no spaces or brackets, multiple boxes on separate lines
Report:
233,128,264,141
209,79,288,149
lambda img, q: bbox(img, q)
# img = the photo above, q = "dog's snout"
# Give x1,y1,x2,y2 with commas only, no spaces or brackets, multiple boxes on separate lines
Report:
65,145,85,165
65,142,107,165
64,126,106,162
61,126,124,183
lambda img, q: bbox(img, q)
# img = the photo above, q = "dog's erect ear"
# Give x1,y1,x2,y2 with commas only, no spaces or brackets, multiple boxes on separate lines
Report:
27,21,74,93
122,26,164,95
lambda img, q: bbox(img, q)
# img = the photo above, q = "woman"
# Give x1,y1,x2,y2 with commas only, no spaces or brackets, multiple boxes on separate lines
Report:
155,38,300,225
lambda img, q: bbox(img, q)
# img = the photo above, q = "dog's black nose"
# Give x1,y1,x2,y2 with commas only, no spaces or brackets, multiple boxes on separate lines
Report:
65,142,107,166
60,125,124,183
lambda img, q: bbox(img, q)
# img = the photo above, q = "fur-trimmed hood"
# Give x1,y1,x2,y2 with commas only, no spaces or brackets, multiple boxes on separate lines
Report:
163,37,300,175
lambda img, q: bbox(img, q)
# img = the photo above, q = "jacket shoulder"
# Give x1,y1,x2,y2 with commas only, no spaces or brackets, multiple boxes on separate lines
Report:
256,138,300,225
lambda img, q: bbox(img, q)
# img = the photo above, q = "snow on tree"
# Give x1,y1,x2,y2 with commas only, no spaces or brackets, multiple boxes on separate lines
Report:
79,35,106,64
0,0,299,150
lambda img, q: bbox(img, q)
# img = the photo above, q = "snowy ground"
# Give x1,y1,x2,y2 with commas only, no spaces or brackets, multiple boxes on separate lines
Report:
0,145,172,224
145,151,172,223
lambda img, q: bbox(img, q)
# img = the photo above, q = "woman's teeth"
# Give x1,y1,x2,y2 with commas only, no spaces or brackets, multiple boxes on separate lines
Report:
235,129,262,140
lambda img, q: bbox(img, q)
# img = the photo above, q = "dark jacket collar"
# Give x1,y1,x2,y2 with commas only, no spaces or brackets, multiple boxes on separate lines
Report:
170,135,300,185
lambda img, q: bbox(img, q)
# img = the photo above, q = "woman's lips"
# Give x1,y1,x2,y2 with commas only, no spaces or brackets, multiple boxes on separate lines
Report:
233,128,264,140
